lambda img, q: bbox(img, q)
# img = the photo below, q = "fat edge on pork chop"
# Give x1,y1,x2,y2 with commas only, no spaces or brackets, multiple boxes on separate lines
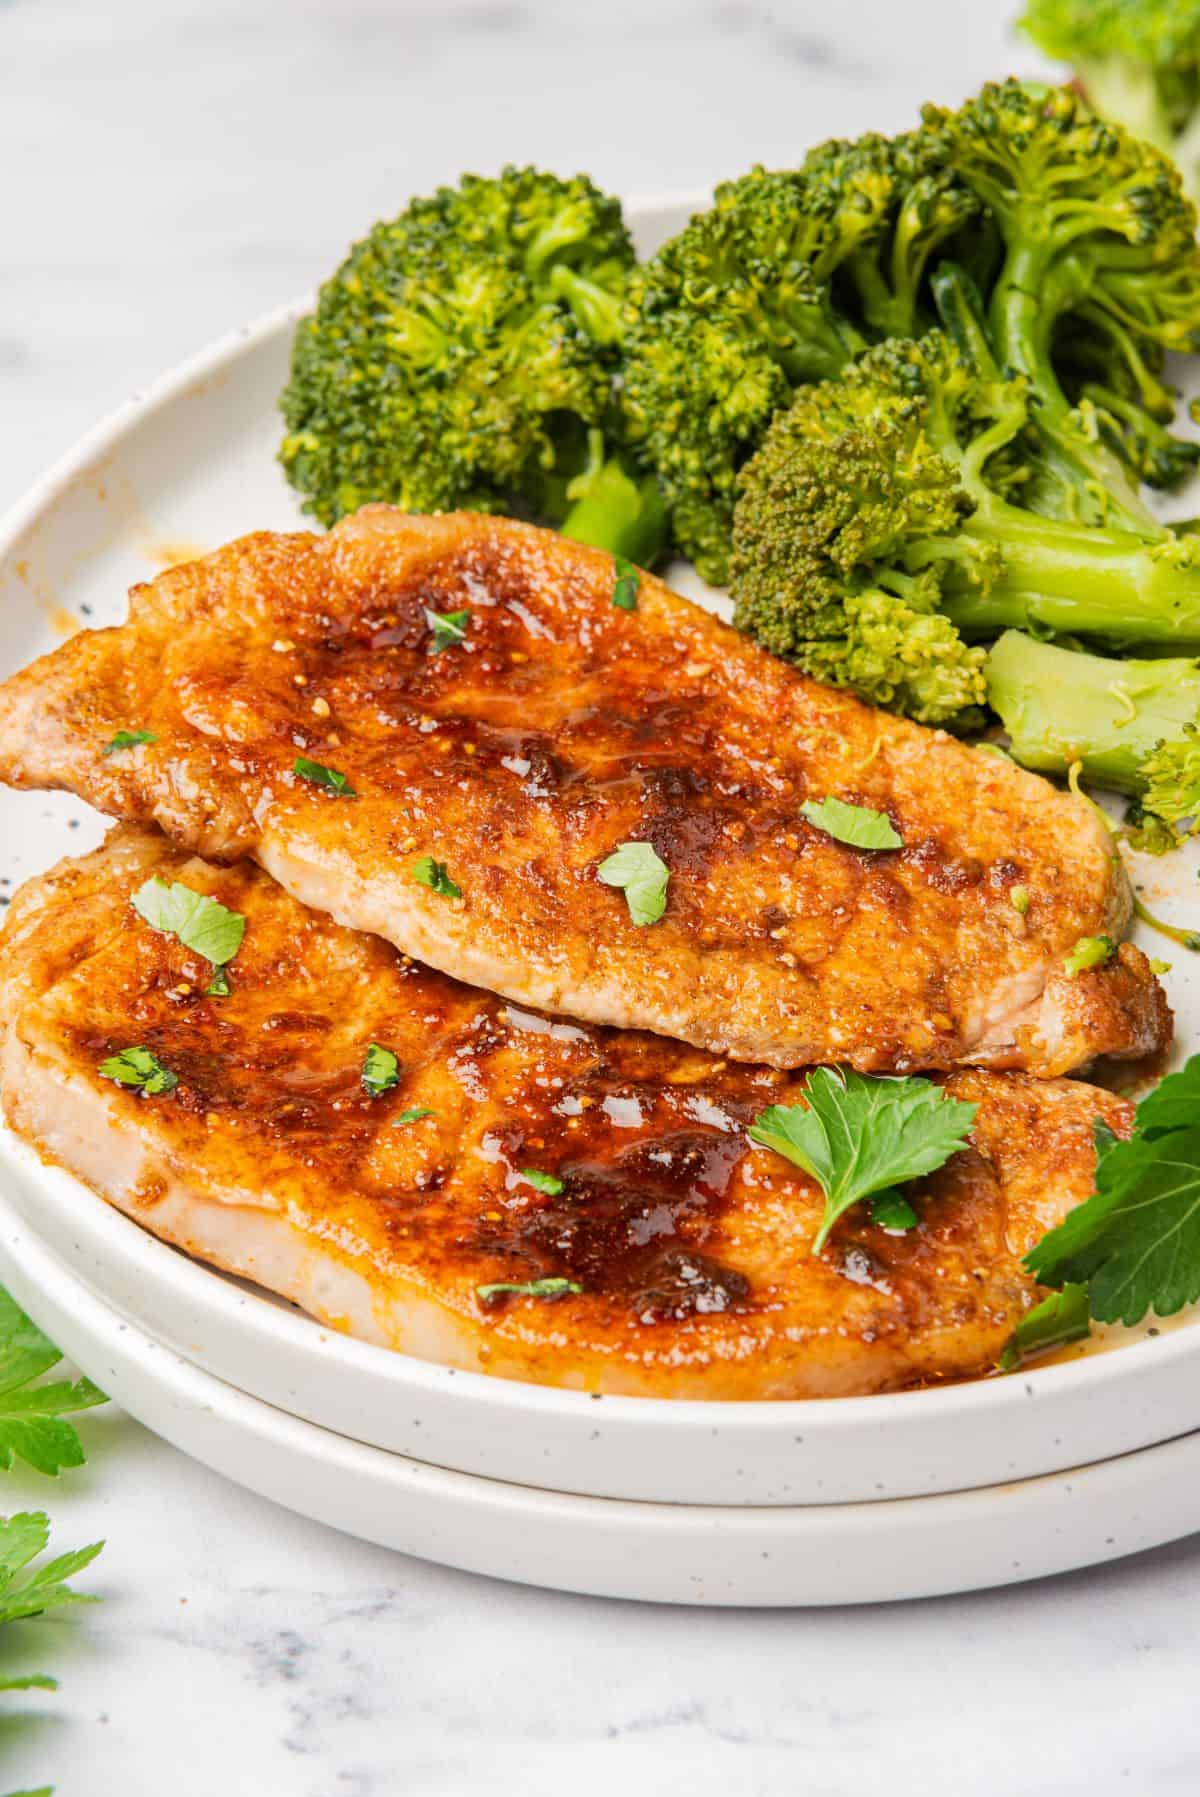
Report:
0,507,1170,1076
0,828,1134,1399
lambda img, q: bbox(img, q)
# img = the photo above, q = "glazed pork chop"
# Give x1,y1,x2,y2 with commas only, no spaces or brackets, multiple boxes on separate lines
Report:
0,828,1132,1398
0,507,1168,1076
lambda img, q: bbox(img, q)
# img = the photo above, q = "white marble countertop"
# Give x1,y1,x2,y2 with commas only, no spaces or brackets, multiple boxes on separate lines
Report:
4,1,1200,1791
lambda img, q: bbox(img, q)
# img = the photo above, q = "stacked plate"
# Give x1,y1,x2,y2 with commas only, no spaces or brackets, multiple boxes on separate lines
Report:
2,198,1200,1606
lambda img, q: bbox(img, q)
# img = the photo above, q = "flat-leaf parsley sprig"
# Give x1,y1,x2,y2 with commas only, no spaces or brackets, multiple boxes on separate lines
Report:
749,1068,977,1253
1025,1055,1200,1327
0,1287,106,1746
0,1288,107,1478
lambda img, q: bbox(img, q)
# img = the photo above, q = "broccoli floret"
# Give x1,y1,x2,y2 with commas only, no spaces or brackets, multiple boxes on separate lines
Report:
730,306,1200,725
619,144,992,585
279,166,665,563
923,79,1200,530
619,167,870,583
1022,0,1200,205
986,628,1200,837
800,130,987,342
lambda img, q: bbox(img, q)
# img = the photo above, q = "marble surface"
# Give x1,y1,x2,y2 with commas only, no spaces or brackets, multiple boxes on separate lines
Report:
3,1,1200,1791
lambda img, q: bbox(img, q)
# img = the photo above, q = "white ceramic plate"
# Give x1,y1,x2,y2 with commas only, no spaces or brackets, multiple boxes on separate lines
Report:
2,198,1200,1514
6,1127,1200,1508
3,1187,1200,1608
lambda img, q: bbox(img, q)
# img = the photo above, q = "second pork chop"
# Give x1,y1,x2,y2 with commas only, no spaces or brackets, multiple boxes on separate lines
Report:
0,828,1132,1398
0,507,1168,1074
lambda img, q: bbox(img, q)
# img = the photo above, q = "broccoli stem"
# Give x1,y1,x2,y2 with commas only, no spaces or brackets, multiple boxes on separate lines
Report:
559,457,668,565
985,628,1200,790
931,500,1200,643
989,245,1163,535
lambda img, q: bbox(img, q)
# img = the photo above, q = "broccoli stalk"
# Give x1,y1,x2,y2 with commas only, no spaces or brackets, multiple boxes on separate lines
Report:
923,80,1200,530
730,290,1200,725
279,166,666,564
985,628,1200,798
558,428,668,565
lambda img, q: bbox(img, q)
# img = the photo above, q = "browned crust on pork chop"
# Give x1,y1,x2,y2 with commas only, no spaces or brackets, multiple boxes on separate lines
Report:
0,508,1169,1074
0,829,1134,1398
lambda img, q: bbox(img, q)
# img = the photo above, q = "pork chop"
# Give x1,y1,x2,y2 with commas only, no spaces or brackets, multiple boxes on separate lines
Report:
0,828,1133,1398
0,507,1168,1075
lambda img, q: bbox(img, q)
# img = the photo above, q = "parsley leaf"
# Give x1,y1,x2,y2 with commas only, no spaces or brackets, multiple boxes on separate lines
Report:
799,796,902,850
0,1511,102,1626
294,756,356,798
1025,1055,1200,1324
476,1278,583,1304
361,1043,400,1098
611,557,639,611
1063,934,1115,977
206,964,232,998
99,1046,177,1098
869,1192,919,1232
749,1069,977,1254
131,878,245,969
412,856,462,900
425,608,470,653
0,1289,107,1477
596,840,669,926
396,1107,435,1126
520,1168,564,1196
101,729,156,757
998,1284,1091,1371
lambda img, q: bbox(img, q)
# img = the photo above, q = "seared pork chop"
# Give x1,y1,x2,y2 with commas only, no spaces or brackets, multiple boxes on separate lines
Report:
0,829,1132,1398
0,508,1168,1075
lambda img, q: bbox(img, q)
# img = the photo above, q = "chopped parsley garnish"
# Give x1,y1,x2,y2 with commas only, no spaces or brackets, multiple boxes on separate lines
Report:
596,840,669,926
101,729,156,757
799,797,902,851
1063,934,1115,977
1025,1055,1200,1325
611,557,639,611
749,1069,977,1254
396,1106,435,1126
1010,885,1030,916
998,1284,1091,1371
294,756,356,798
412,856,462,900
98,1046,178,1097
206,965,232,998
476,1277,583,1304
131,877,245,969
869,1192,919,1233
425,607,470,653
520,1168,564,1196
361,1043,400,1097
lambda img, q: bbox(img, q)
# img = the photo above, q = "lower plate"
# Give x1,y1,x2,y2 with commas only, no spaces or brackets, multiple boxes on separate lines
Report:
2,1187,1199,1607
3,1126,1198,1508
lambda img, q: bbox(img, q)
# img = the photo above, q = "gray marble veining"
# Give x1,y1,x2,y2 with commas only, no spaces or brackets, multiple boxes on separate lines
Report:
2,1,1199,1791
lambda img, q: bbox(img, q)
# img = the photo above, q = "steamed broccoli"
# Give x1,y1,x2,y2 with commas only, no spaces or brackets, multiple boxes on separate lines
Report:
619,141,982,584
730,302,1200,725
279,167,666,564
1021,0,1200,206
986,627,1200,838
921,80,1200,528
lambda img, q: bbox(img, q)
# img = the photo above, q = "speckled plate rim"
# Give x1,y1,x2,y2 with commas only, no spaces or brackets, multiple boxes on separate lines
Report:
2,194,1199,1511
4,1183,1200,1607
